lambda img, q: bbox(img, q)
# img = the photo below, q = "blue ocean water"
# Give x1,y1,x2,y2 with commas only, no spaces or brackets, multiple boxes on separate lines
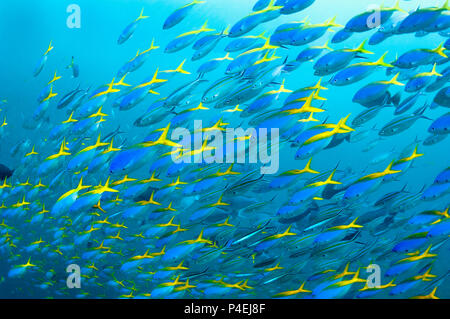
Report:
0,0,449,299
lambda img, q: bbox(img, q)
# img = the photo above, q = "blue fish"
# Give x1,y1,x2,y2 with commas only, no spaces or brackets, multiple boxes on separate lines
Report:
117,9,149,45
163,0,205,29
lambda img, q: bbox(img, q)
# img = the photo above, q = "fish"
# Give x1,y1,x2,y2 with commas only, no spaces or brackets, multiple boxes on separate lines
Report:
368,30,391,46
353,73,404,108
57,85,83,110
117,8,149,45
374,184,409,207
426,65,450,92
423,133,448,146
197,53,234,75
2,0,450,301
164,75,208,108
313,40,374,76
433,85,450,108
280,0,315,15
192,28,229,61
165,21,215,54
428,112,450,134
379,104,431,136
229,0,283,38
33,41,53,77
0,164,13,180
330,52,393,86
405,64,442,92
397,2,449,34
331,29,353,44
163,0,205,30
352,105,387,127
393,43,448,69
296,41,332,63
271,18,342,47
395,91,423,115
66,56,79,78
225,32,267,52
